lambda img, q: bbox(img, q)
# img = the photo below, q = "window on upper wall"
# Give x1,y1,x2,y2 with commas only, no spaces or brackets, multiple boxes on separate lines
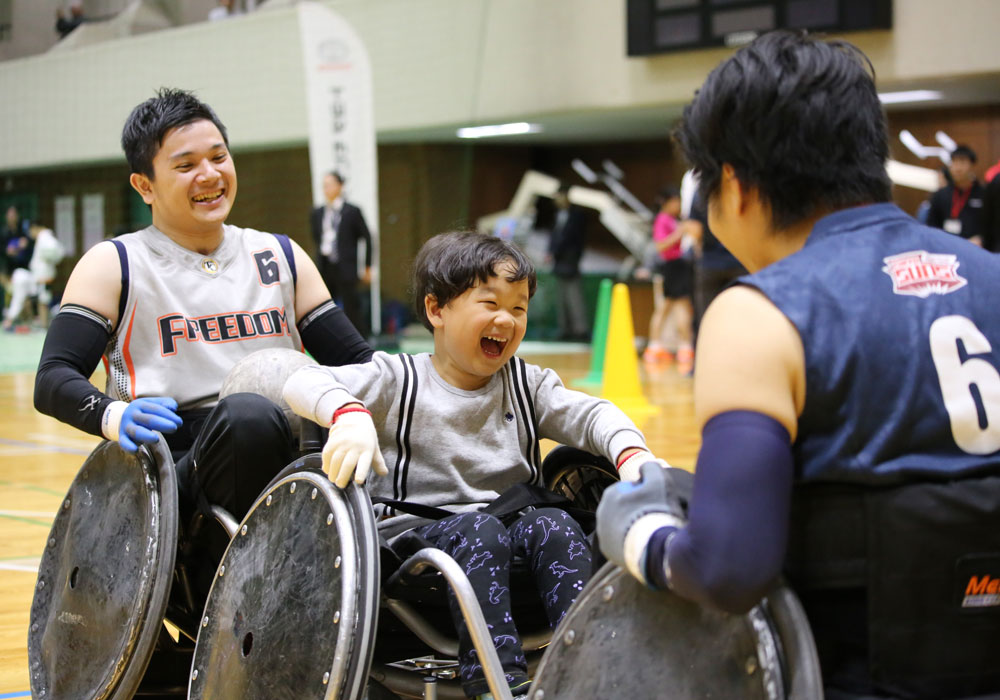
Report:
627,0,892,56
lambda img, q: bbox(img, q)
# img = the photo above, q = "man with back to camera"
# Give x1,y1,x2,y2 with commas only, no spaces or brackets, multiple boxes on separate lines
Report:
310,170,373,336
597,31,1000,699
33,88,372,570
925,144,986,245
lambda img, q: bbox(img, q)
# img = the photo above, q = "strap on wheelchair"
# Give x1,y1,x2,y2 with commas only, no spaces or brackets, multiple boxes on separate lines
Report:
370,497,456,521
373,482,587,528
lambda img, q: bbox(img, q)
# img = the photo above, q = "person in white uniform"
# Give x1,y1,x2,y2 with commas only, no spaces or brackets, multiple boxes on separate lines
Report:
33,88,372,594
2,224,64,330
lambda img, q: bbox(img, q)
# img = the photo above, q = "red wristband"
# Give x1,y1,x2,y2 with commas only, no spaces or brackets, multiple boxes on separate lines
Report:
617,449,648,469
331,405,372,425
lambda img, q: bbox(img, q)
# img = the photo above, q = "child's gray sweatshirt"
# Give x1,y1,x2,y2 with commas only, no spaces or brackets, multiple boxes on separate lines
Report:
284,351,647,536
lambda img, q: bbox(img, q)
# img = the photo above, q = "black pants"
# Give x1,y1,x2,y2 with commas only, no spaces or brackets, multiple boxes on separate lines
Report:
416,508,592,697
170,392,294,520
319,258,365,336
169,393,295,604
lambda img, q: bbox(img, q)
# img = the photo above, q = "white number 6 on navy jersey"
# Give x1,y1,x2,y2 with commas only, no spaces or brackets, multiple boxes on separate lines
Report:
929,315,1000,454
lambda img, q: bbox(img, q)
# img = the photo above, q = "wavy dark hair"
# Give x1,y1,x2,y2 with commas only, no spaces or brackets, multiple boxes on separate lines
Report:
412,231,537,331
674,30,891,231
121,87,229,179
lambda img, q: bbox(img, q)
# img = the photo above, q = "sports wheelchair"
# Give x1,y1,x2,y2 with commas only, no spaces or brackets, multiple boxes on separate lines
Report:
29,431,823,699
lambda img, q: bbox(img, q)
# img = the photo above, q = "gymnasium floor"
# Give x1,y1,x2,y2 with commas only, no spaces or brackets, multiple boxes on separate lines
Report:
0,330,699,696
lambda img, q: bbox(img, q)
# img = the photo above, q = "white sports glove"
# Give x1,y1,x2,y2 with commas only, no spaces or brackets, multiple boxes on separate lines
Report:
323,407,388,488
617,449,672,482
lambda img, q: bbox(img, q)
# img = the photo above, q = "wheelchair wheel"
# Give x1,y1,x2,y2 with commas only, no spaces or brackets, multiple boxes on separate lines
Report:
528,563,822,700
541,445,619,511
189,461,379,700
28,439,178,700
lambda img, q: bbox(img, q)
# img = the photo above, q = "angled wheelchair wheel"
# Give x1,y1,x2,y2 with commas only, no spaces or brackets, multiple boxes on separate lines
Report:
528,563,823,700
541,445,619,512
189,459,379,700
28,439,178,700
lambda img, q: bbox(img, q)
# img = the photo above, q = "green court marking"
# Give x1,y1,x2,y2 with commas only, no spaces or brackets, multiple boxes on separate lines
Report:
0,513,53,527
0,480,65,497
21,484,65,497
0,329,46,373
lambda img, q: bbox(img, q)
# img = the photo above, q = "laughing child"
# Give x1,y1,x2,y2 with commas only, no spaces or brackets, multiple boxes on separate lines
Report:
284,231,665,700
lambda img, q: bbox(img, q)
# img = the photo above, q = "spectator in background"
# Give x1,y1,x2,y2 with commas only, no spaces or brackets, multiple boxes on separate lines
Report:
1,206,24,310
915,165,951,224
925,144,985,245
55,2,85,38
547,183,589,342
3,206,33,304
3,224,65,331
642,187,694,375
984,156,1000,184
984,154,1000,251
982,163,1000,252
208,0,241,21
310,171,373,336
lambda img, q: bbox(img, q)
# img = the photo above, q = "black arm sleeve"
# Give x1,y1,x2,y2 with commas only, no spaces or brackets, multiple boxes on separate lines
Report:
298,300,374,366
34,304,115,438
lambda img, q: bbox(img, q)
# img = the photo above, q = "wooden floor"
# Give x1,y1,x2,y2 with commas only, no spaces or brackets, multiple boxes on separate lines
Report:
0,349,699,696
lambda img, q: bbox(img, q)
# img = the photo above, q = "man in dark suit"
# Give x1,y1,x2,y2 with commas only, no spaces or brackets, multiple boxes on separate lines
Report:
547,184,589,341
310,171,372,334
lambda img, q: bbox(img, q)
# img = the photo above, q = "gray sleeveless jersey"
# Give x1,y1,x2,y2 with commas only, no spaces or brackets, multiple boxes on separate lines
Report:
104,225,301,409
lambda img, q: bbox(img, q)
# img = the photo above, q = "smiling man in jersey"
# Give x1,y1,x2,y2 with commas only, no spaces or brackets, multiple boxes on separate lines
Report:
597,32,1000,699
33,88,372,600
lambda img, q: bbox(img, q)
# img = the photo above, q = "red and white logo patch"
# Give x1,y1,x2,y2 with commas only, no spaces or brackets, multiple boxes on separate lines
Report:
882,250,967,298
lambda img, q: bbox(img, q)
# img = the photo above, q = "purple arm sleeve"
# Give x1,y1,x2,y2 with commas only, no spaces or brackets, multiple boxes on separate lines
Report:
647,410,795,613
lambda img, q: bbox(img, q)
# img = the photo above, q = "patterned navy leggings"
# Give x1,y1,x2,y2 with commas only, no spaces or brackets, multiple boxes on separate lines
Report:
415,507,592,697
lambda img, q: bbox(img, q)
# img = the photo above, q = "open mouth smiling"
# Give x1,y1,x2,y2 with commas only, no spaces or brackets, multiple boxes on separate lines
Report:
192,189,224,204
480,335,508,358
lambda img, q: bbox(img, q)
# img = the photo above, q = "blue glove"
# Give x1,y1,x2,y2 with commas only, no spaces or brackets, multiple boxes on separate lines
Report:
104,397,183,453
596,461,688,586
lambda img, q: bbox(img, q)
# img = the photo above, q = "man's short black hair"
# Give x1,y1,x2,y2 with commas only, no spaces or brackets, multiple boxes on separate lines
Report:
412,231,537,331
121,88,229,179
328,171,345,184
951,145,977,163
674,30,891,232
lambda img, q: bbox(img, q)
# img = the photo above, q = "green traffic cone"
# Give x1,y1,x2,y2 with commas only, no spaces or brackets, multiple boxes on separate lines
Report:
572,278,613,389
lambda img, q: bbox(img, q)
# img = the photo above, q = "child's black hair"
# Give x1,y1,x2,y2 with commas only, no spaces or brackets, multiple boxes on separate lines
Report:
412,231,537,331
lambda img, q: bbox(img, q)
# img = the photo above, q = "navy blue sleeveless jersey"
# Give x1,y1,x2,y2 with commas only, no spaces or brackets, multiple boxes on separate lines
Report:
741,203,1000,484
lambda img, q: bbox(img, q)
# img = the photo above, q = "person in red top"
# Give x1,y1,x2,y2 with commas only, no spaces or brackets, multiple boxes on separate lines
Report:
984,157,1000,184
925,144,986,245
